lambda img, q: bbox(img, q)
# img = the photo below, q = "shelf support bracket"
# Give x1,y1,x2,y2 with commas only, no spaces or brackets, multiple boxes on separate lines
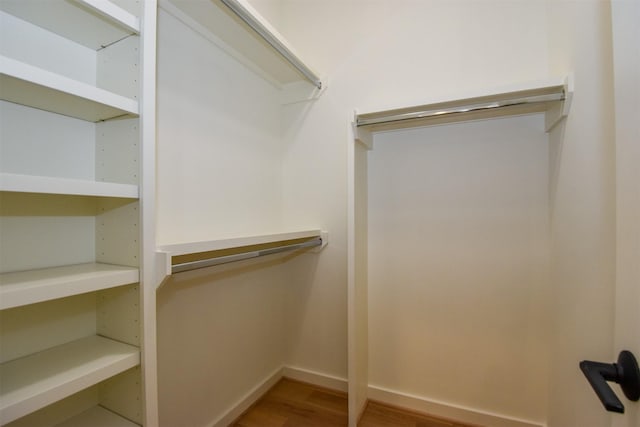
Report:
545,74,574,132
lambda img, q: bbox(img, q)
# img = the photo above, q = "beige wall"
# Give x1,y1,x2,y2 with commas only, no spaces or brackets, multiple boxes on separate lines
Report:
155,8,289,426
367,116,551,423
612,0,640,426
155,0,627,425
279,0,553,424
546,1,617,427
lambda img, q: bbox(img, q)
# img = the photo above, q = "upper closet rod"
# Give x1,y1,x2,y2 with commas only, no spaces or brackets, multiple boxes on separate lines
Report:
356,91,565,127
172,237,323,274
220,0,322,90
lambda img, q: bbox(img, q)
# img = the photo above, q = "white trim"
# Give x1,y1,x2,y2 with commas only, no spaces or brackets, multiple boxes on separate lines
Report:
79,0,140,34
368,385,545,427
282,366,349,393
211,367,284,427
208,366,348,427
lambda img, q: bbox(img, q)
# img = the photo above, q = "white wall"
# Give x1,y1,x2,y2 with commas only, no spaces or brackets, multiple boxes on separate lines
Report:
154,0,625,425
611,0,640,425
278,0,552,424
545,2,617,427
155,7,289,426
155,8,284,245
367,116,550,424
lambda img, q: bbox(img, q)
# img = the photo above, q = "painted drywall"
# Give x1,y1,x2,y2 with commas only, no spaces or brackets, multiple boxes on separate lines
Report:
545,2,617,427
154,0,624,425
156,260,287,427
155,7,290,426
278,0,552,423
367,116,550,424
155,7,284,245
611,0,640,426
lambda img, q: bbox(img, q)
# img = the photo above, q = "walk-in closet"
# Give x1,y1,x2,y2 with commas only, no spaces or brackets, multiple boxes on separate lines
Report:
1,1,638,427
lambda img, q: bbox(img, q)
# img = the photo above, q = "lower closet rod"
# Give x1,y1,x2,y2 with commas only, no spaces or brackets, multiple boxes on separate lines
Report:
172,237,323,274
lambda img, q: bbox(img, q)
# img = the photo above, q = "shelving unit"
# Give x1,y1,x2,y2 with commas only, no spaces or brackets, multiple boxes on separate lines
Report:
347,77,574,426
160,0,323,96
0,0,157,425
157,230,328,278
0,336,140,425
353,76,573,148
55,406,140,427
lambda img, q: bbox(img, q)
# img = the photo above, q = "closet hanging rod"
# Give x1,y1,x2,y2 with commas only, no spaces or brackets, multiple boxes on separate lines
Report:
219,0,322,90
356,91,565,127
171,236,323,274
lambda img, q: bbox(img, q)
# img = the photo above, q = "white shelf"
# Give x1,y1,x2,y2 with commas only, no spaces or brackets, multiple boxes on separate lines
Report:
0,173,139,199
354,76,574,147
0,335,140,425
55,406,139,427
161,0,322,89
158,229,324,256
0,0,139,50
0,56,139,122
0,263,139,310
157,230,327,280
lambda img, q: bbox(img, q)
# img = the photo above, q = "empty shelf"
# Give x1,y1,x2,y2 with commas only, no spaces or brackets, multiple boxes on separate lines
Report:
157,230,328,278
0,0,139,50
354,76,573,147
0,263,139,310
0,335,140,425
161,0,321,89
55,406,140,427
0,173,139,199
0,56,139,122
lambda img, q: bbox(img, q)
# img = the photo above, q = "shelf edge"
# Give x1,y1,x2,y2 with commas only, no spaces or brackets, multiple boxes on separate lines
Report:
0,263,139,310
0,173,139,199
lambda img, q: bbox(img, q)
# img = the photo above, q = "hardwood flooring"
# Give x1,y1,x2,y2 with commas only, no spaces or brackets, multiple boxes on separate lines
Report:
231,378,480,427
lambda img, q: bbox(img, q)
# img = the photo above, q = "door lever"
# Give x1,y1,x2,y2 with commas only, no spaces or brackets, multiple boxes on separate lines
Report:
580,350,640,413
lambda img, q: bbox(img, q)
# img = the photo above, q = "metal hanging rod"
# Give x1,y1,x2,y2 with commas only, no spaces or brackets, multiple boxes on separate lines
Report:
356,91,565,127
171,237,323,274
219,0,322,90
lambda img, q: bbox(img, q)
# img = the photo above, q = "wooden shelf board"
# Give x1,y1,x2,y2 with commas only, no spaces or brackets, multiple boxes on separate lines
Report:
0,56,139,122
0,263,139,310
0,0,139,50
355,77,572,134
158,229,323,257
0,335,140,425
54,406,139,427
0,173,139,199
161,0,319,88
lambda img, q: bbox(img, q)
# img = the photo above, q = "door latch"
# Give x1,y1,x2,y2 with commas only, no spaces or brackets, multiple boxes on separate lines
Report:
580,350,640,413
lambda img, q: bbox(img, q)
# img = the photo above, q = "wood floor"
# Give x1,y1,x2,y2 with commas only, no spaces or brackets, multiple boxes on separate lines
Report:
231,378,480,427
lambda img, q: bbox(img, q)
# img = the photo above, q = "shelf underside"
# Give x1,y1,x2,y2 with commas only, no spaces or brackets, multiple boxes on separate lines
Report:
0,57,139,122
0,335,140,425
164,0,318,87
0,263,139,310
0,0,139,50
158,229,323,257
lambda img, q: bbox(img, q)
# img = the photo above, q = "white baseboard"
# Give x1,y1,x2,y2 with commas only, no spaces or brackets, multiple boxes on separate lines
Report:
367,385,545,427
211,367,284,427
210,366,347,427
282,366,349,393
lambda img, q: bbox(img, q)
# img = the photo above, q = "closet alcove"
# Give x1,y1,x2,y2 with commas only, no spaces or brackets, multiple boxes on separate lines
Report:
348,77,573,427
154,1,331,426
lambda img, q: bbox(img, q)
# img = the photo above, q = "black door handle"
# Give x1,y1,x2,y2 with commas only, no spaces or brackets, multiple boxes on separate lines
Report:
580,350,640,413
